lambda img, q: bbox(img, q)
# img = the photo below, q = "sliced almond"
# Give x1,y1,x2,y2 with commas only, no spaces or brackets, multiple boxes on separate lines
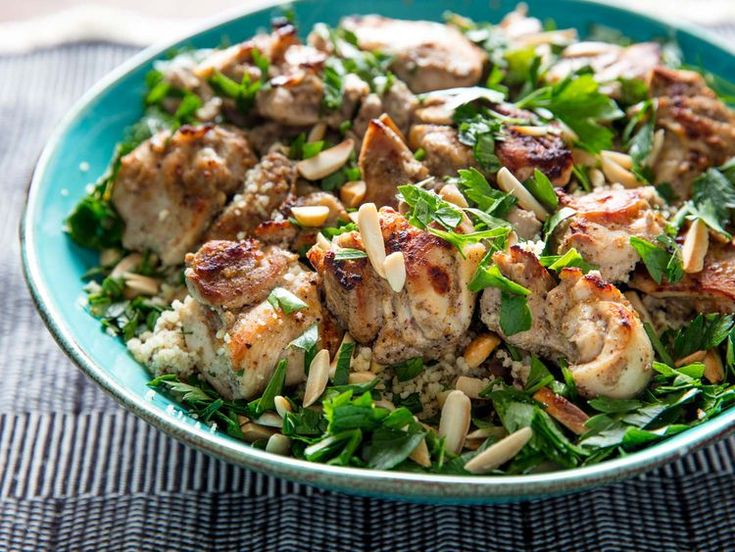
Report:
703,350,725,383
122,273,159,297
254,412,283,428
466,426,507,442
383,251,406,293
438,390,472,455
291,205,330,227
296,139,354,180
463,333,501,369
589,168,605,188
623,291,654,328
409,438,431,467
455,376,487,400
348,211,360,224
496,167,548,221
348,372,376,384
601,150,633,169
374,399,395,411
265,433,291,455
647,129,665,166
307,122,327,143
508,125,549,137
439,184,469,208
572,148,598,167
340,180,367,208
378,113,406,143
464,427,533,474
357,203,386,277
682,218,709,274
100,248,123,267
601,155,639,188
315,232,332,250
240,423,277,443
675,350,707,367
532,387,589,435
274,395,292,418
111,253,143,278
303,349,330,407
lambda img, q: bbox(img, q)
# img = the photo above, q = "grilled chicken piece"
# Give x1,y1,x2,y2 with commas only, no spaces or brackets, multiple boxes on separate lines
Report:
547,42,661,92
359,119,429,208
340,16,486,93
650,66,735,198
255,71,325,127
352,79,418,139
307,207,485,364
408,125,477,177
630,242,735,314
480,247,653,398
179,239,321,399
493,104,574,185
551,187,666,282
206,151,296,241
112,125,257,266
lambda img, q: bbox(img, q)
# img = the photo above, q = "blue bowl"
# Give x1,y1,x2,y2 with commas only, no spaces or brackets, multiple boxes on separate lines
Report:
21,0,735,503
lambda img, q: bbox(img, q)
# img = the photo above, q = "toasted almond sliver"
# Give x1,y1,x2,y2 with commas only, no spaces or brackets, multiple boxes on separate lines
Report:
291,205,330,227
307,122,327,143
463,333,501,369
532,387,589,435
383,251,406,293
265,433,291,455
100,248,123,267
111,253,143,278
122,273,159,297
675,350,707,367
464,427,533,474
374,399,395,411
623,291,654,328
496,167,548,221
682,218,709,274
357,203,386,278
601,150,633,169
439,390,472,455
409,438,432,468
296,139,354,180
466,427,507,442
378,113,406,143
274,395,292,418
303,349,330,407
572,148,598,167
601,156,639,188
589,168,605,188
455,376,487,400
340,180,367,208
439,183,469,208
509,125,549,137
647,129,665,167
254,412,283,428
315,232,332,250
348,372,376,385
240,423,277,443
703,350,725,383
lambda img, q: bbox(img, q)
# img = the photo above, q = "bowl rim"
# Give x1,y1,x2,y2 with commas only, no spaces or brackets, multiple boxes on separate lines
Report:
20,0,735,502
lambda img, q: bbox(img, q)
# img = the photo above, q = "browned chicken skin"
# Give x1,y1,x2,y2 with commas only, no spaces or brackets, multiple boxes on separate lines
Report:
630,241,735,314
650,66,735,198
552,187,666,282
112,124,257,265
307,208,485,364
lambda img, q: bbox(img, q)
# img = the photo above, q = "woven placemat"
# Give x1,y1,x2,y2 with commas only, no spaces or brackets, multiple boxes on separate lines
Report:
3,38,735,552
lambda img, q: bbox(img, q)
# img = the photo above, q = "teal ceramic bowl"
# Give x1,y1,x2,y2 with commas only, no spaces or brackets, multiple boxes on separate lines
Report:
21,0,735,503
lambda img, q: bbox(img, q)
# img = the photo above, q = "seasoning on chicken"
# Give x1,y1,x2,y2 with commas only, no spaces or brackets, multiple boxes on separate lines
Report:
206,151,296,241
650,66,735,198
340,15,487,93
180,239,321,399
480,246,653,398
409,125,478,177
630,242,735,314
112,124,257,266
550,187,666,282
352,79,418,139
359,119,428,208
307,207,485,365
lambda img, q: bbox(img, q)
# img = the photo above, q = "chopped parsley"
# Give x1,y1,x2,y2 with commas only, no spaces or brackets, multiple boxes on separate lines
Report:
267,287,309,314
629,235,684,284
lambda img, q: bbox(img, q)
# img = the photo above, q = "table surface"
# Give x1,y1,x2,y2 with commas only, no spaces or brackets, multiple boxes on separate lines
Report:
2,14,735,552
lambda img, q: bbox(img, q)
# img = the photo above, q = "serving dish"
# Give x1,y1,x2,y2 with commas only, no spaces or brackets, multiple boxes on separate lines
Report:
21,0,735,503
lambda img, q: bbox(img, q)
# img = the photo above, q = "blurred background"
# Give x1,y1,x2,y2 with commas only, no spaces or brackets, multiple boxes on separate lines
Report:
1,0,735,54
